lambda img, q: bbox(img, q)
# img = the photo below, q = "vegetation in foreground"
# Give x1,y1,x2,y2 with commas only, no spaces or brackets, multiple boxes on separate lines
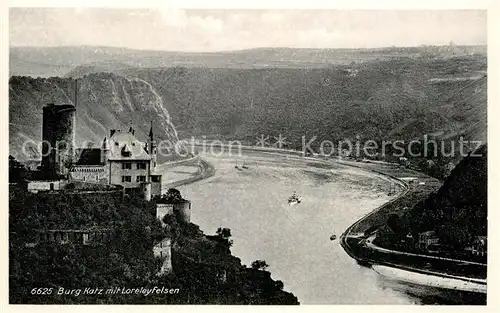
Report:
9,173,299,304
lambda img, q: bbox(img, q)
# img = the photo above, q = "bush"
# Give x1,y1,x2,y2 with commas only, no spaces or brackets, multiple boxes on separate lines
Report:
251,260,269,271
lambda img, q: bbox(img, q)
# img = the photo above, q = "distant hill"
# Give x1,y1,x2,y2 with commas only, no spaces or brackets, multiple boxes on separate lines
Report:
9,74,183,162
9,50,487,178
121,55,486,145
10,45,487,77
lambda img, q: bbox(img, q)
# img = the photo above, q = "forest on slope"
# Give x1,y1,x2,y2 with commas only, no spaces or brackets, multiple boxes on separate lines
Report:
10,53,486,178
119,55,485,144
9,186,299,304
123,55,486,178
409,145,487,247
376,144,487,264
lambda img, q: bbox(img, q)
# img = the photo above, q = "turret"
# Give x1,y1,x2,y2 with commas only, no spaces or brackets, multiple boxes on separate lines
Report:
149,121,157,170
100,136,110,164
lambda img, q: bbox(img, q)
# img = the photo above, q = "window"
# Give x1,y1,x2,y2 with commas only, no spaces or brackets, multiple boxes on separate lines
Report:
122,176,131,182
83,233,89,245
136,162,147,170
122,163,132,169
136,175,146,182
151,175,161,183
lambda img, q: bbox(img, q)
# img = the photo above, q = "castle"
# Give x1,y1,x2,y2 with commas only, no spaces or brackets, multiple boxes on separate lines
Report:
37,102,162,200
17,102,195,276
70,125,162,200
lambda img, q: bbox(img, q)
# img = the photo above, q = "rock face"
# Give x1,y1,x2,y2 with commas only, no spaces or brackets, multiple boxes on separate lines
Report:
9,73,183,162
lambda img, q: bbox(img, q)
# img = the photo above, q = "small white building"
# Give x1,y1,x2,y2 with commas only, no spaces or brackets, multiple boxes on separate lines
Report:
27,180,63,193
418,230,439,249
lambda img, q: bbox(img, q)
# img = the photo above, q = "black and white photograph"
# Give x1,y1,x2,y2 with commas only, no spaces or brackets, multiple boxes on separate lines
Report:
6,5,490,306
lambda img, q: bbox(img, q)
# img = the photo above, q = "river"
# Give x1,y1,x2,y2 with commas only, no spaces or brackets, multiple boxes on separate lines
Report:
171,150,426,304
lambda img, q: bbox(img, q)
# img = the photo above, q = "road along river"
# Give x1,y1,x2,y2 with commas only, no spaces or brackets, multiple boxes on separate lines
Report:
172,150,419,304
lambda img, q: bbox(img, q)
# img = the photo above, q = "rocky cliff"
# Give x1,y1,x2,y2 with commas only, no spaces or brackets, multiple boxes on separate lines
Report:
9,73,184,162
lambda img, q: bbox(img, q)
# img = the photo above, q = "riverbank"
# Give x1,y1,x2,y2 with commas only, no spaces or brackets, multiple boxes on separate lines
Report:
155,155,299,304
157,155,216,192
372,265,486,294
338,161,487,299
178,149,419,303
162,147,486,301
217,145,487,298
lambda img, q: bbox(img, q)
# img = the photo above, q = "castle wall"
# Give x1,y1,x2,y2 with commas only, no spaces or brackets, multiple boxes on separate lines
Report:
156,202,191,224
28,180,62,193
31,228,114,246
153,238,172,275
70,165,108,183
157,203,174,225
151,178,162,198
143,182,152,201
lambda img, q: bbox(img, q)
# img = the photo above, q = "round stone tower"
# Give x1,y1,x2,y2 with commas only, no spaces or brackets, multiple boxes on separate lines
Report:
174,201,191,224
41,103,76,176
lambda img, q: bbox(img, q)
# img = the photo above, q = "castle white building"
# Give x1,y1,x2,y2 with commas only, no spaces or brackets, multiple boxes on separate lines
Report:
70,124,162,200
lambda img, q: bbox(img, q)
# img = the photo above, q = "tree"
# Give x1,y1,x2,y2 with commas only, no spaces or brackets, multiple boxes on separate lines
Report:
387,213,403,234
251,260,269,271
215,227,233,247
157,188,184,204
9,155,28,183
216,227,231,240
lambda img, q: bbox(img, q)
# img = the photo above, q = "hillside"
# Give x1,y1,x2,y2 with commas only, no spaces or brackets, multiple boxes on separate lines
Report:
121,56,486,173
116,55,484,142
9,187,299,304
9,74,184,162
372,143,487,270
409,144,487,245
10,45,486,77
10,53,486,175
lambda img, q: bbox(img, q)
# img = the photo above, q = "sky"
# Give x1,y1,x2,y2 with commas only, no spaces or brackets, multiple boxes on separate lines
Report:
9,9,487,51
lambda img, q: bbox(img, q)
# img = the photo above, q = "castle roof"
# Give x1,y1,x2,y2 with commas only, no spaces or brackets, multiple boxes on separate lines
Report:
75,148,102,165
108,130,151,161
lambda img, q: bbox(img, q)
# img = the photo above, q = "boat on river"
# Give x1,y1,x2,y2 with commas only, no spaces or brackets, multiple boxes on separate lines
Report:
288,191,302,206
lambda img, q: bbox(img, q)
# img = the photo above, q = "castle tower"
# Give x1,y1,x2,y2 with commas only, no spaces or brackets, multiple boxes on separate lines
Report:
100,136,109,164
149,121,157,170
41,103,76,176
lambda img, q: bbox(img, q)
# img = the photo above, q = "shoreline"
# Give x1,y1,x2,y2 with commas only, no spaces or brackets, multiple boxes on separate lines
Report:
158,155,216,190
161,147,486,298
337,162,487,296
